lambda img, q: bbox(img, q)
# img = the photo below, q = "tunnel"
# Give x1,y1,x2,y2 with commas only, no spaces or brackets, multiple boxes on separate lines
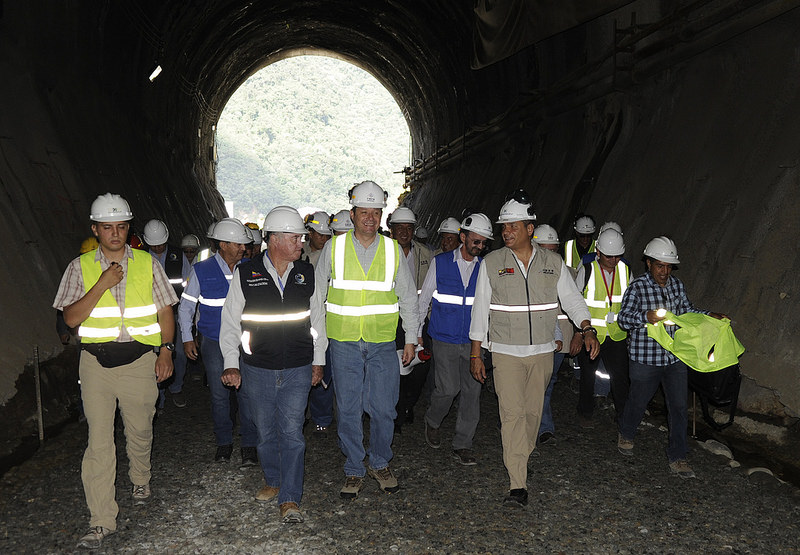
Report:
1,0,799,484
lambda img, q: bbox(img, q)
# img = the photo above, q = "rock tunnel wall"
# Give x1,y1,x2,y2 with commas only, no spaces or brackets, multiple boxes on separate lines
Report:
0,1,798,452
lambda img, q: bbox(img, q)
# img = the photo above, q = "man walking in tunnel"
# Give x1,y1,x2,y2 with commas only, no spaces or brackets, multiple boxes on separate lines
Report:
564,214,596,269
311,180,420,498
219,206,324,523
179,218,258,466
53,193,178,549
469,190,599,507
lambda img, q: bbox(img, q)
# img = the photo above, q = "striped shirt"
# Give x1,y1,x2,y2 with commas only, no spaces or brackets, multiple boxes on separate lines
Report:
617,272,707,366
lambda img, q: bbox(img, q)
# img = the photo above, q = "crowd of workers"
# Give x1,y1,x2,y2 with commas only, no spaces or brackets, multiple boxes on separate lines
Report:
53,182,728,549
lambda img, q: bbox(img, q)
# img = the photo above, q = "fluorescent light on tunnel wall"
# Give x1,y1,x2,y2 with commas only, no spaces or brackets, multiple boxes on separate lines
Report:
149,65,163,82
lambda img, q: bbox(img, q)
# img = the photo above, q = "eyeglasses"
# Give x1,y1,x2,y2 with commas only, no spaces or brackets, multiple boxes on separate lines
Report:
504,188,532,205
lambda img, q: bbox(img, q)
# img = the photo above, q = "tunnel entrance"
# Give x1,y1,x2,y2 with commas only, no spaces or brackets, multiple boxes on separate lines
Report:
214,55,411,226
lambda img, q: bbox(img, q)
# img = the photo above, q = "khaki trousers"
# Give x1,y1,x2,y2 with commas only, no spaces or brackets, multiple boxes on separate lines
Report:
79,350,158,530
493,351,553,491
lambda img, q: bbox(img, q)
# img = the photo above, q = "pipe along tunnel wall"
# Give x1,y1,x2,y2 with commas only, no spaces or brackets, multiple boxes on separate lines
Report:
0,2,798,467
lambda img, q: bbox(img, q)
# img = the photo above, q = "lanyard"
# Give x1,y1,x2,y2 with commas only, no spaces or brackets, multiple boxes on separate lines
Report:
265,253,285,293
600,265,616,306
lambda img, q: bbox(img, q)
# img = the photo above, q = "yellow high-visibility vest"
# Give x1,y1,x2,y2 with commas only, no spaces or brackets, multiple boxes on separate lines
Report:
564,238,595,269
583,259,629,343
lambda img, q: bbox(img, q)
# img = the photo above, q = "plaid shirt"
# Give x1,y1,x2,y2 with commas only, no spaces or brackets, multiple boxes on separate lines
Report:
618,272,707,366
52,244,178,342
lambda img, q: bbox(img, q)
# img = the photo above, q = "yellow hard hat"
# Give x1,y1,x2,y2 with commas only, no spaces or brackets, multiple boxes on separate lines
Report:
80,236,99,254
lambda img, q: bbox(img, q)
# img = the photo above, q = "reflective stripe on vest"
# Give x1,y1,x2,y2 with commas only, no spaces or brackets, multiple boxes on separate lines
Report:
326,232,400,342
565,239,596,269
583,259,629,343
489,302,559,312
432,291,475,306
198,295,226,307
241,309,311,323
78,250,161,345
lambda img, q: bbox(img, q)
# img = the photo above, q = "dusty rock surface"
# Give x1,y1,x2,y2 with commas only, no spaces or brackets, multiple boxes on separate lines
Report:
1,367,799,554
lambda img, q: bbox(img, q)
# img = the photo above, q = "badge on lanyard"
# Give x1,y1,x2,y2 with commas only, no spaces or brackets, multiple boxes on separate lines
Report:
606,311,616,324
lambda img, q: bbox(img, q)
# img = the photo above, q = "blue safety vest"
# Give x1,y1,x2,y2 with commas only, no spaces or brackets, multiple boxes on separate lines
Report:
428,251,480,344
193,258,231,341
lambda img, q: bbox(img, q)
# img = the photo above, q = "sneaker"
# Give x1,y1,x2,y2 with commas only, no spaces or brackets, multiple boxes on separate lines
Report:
340,475,365,499
503,488,528,507
452,449,477,466
367,466,400,493
313,424,328,436
538,431,556,445
255,485,280,503
131,484,150,505
76,526,115,549
240,446,258,469
171,390,186,408
669,459,696,479
215,444,233,462
617,434,634,456
280,502,304,523
577,415,595,429
425,422,441,449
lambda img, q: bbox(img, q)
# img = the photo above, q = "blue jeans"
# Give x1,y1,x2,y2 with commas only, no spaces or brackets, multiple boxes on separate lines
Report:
201,336,257,447
329,339,399,477
240,360,310,505
309,347,334,427
538,352,564,436
619,360,689,463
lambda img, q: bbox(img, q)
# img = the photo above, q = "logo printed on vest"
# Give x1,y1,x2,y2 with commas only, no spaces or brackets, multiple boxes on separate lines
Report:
169,253,179,261
246,275,270,287
542,268,555,275
294,274,307,285
498,267,515,275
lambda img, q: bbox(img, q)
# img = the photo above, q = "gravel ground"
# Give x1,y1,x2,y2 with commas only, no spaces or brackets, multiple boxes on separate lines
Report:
1,366,799,554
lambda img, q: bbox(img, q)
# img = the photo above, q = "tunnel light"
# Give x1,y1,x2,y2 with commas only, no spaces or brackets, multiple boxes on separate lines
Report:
148,65,163,82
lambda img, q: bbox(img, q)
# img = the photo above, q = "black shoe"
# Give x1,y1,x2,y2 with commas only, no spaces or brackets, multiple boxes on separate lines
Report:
538,432,556,445
503,488,528,507
240,446,258,469
394,421,402,435
404,408,414,424
215,444,233,462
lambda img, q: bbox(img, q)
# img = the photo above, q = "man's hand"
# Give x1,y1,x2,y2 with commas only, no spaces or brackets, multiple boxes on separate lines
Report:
470,356,486,384
555,340,563,353
646,310,665,324
155,350,174,383
184,340,198,360
312,365,324,386
222,368,241,389
401,343,415,366
708,311,730,320
97,262,124,291
584,332,600,360
417,336,424,348
569,332,583,356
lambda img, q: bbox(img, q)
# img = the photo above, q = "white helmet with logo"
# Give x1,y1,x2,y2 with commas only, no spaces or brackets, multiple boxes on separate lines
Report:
596,228,625,256
180,234,200,248
389,206,417,225
598,221,622,235
460,213,494,239
305,211,332,235
496,189,536,224
533,224,559,245
90,193,133,222
209,218,250,244
349,180,388,208
437,217,461,234
644,236,680,264
329,209,354,233
263,206,307,234
574,215,596,234
143,219,169,246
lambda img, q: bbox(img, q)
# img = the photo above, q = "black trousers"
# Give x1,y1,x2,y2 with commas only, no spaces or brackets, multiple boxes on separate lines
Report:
577,338,629,421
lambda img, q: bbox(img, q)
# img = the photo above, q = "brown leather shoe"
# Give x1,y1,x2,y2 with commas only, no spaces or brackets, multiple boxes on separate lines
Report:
279,502,304,523
255,485,280,503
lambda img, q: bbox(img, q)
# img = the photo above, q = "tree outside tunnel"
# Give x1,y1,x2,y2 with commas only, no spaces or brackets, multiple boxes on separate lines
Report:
215,55,411,226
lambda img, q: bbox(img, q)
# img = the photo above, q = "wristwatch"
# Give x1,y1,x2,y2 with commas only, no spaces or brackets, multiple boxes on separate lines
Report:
160,342,175,352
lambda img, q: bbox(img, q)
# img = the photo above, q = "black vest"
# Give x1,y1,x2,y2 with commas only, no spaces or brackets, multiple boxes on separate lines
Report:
164,245,184,297
238,253,314,369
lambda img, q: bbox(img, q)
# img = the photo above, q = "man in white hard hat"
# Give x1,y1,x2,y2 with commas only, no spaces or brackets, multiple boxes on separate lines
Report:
435,217,461,255
179,218,258,467
219,206,324,524
244,222,262,258
617,236,727,479
143,218,191,410
53,193,178,549
310,180,420,499
572,228,631,428
389,206,434,430
564,214,596,269
328,209,354,236
470,189,599,507
180,234,201,266
418,213,493,466
301,210,332,267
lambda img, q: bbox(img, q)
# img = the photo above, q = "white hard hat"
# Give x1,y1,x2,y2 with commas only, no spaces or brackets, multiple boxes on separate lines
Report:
210,218,250,244
415,228,429,240
143,219,169,246
206,221,217,238
243,226,257,244
644,236,680,264
329,209,354,232
389,206,417,225
180,234,200,248
349,180,388,208
461,213,494,239
599,221,622,235
533,224,559,245
263,206,307,234
496,192,536,223
304,211,332,235
596,228,625,256
437,217,461,234
90,193,133,222
574,215,596,234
